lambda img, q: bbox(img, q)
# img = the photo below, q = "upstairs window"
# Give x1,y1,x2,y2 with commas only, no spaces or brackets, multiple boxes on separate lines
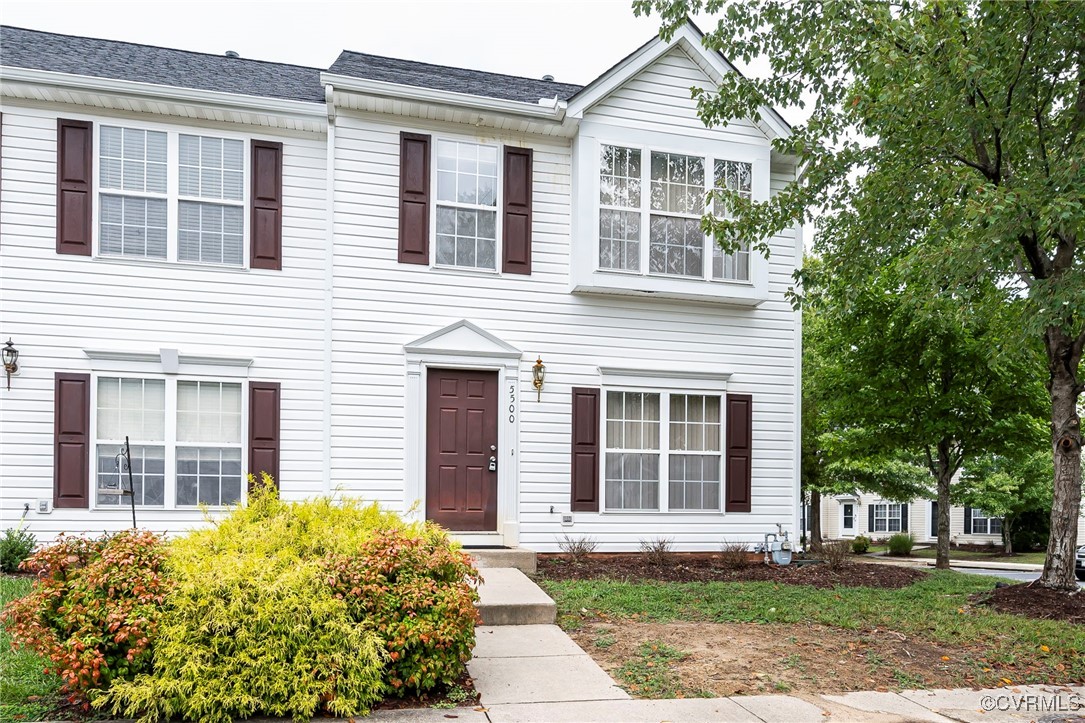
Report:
597,144,753,283
435,140,498,271
97,124,248,267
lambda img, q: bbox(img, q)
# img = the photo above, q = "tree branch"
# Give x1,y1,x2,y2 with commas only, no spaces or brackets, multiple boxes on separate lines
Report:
1019,232,1053,279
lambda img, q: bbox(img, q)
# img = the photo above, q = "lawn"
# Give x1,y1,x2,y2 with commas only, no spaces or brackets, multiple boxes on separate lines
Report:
539,569,1084,697
0,576,61,722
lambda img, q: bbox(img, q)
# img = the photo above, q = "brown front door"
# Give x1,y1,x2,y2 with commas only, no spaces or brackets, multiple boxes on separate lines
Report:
426,368,499,531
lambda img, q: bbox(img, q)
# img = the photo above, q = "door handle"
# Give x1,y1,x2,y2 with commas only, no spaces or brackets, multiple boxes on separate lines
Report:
488,456,497,472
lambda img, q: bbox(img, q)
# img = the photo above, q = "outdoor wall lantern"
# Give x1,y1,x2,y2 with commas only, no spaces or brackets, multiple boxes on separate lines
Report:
532,357,546,402
2,339,18,391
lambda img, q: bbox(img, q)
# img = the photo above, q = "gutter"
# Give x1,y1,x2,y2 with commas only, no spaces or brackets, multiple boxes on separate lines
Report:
0,66,328,121
320,72,567,122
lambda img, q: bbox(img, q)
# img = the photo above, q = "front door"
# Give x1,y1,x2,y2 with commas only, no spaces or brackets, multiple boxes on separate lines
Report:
425,368,499,531
841,502,856,536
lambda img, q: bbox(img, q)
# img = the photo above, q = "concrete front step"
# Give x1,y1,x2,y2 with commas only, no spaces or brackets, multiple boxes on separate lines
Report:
475,567,556,625
468,547,537,574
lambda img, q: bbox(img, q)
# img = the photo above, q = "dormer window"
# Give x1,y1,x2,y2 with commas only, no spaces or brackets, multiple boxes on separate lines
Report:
596,144,752,283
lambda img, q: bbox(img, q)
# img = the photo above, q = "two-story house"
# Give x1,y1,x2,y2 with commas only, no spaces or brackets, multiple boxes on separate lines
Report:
0,21,802,551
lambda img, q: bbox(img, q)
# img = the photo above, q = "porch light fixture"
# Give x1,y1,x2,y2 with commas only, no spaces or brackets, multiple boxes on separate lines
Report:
2,339,18,391
532,357,546,402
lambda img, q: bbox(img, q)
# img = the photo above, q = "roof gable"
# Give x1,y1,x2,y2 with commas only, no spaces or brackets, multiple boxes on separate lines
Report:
567,20,791,141
404,320,522,359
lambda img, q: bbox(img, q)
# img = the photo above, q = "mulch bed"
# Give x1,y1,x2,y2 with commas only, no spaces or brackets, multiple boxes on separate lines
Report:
536,555,926,589
973,582,1085,625
368,671,480,712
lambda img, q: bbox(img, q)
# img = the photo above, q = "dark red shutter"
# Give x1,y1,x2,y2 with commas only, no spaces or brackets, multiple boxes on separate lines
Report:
248,381,281,489
56,119,93,256
250,140,283,270
502,146,533,274
963,506,973,535
398,132,430,264
571,387,600,512
725,393,752,513
868,505,876,533
54,373,90,508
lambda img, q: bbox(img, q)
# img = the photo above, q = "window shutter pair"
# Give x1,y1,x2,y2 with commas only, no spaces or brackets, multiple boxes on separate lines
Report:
52,375,281,508
397,132,533,273
568,390,753,513
54,119,283,268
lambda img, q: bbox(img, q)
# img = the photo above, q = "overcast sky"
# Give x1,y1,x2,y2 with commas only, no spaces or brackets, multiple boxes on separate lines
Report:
2,0,683,88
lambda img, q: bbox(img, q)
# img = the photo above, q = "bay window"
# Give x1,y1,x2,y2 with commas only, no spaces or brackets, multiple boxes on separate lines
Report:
597,143,753,283
604,389,723,512
94,375,244,509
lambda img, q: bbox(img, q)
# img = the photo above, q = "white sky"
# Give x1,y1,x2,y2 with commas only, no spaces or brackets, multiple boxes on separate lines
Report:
2,0,678,88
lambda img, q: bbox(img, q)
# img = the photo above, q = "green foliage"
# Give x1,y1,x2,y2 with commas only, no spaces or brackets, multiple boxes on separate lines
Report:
96,478,478,723
635,0,1085,588
887,533,915,557
1,576,62,721
959,453,1052,527
0,530,169,703
615,641,697,699
0,526,36,574
851,536,871,554
324,526,480,696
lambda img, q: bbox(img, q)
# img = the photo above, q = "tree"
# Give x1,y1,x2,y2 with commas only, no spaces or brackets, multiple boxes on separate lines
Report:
635,0,1085,589
958,451,1053,554
803,257,1046,568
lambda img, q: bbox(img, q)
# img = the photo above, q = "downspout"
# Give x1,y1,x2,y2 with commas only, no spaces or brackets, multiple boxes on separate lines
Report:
322,84,337,495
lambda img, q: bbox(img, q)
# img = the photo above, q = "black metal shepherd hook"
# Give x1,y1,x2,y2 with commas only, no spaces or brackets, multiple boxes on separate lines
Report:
114,436,137,529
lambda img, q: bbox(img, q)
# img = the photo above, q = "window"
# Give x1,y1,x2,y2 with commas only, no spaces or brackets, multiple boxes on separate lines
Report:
872,502,905,533
604,390,722,512
435,140,498,271
970,509,1003,535
596,144,755,283
94,375,243,508
712,160,752,281
97,124,247,266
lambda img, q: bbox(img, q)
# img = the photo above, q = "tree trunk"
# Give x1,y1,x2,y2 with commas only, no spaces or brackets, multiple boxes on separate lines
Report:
1002,515,1013,556
809,489,823,553
935,440,953,570
1039,326,1083,591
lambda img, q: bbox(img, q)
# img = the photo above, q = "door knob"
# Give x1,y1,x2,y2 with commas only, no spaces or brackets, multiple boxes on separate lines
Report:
488,456,497,472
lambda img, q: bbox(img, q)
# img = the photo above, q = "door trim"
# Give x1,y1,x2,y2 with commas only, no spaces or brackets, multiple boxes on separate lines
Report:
404,328,522,547
840,500,856,537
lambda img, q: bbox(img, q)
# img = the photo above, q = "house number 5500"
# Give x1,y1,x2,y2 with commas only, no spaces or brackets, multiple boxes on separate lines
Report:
508,384,516,423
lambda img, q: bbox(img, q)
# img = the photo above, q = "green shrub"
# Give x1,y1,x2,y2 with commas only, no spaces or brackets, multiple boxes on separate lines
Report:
0,525,36,573
325,526,480,696
97,477,479,723
851,535,871,554
887,532,915,556
0,529,169,703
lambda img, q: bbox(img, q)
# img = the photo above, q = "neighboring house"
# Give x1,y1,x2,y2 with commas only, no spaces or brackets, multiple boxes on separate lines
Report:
0,21,802,552
816,493,1085,546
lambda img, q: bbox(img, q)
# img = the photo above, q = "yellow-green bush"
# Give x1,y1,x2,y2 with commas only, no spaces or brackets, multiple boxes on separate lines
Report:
95,478,479,723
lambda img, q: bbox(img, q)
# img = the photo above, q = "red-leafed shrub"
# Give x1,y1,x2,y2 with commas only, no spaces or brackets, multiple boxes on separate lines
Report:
325,526,481,696
0,529,169,704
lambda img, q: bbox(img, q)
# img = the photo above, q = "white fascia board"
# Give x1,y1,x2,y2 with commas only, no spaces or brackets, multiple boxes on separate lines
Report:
0,66,327,123
320,72,568,121
566,22,792,141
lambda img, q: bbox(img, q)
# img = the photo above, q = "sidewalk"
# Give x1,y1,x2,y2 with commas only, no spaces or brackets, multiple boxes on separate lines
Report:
871,554,1044,572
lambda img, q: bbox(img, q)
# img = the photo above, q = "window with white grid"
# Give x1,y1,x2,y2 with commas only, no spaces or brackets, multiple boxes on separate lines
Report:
712,160,752,281
435,140,498,270
176,381,243,507
970,509,1002,535
668,394,722,511
95,377,166,506
872,503,904,533
648,152,705,277
599,145,642,271
99,126,168,259
604,392,661,511
178,135,245,265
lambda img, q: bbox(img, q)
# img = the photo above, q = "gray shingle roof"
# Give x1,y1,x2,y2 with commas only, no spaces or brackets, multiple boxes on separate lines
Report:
0,26,325,103
329,50,583,103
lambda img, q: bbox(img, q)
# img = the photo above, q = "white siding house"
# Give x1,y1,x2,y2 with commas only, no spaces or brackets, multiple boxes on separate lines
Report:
0,21,801,552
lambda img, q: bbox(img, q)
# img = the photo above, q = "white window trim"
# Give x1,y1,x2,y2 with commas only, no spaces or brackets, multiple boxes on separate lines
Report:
89,371,248,511
429,133,503,275
872,501,905,534
92,117,252,269
599,384,727,515
970,509,1002,535
595,138,756,285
